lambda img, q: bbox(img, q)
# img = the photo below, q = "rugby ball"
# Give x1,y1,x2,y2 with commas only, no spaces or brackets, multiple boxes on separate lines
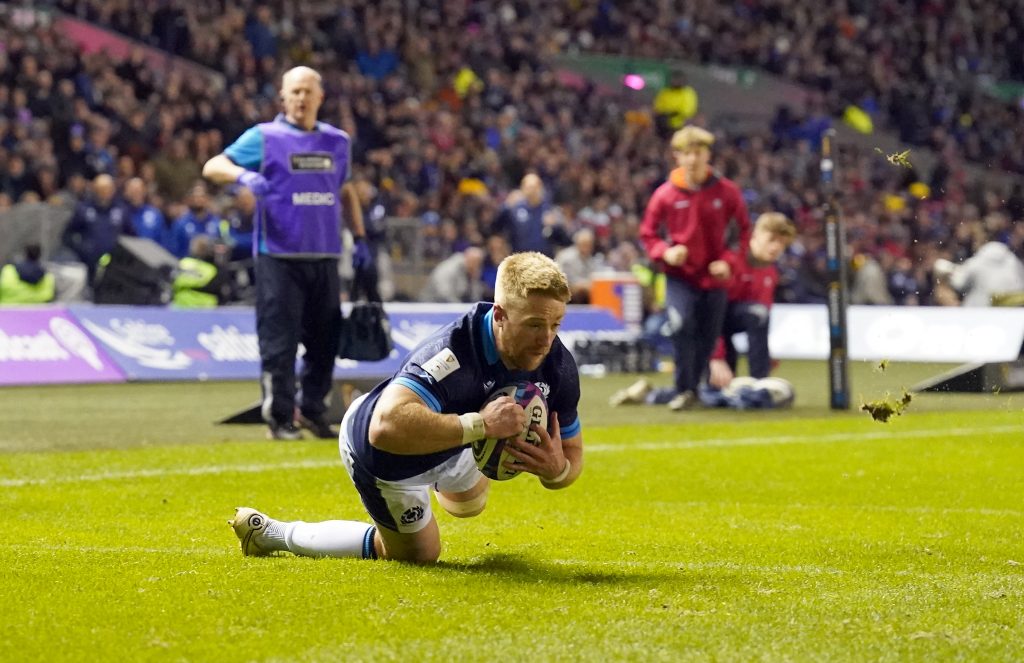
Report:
471,381,548,481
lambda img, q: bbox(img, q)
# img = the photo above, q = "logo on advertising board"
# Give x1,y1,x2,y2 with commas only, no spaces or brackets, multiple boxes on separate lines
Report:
67,306,266,381
390,318,447,352
48,317,105,370
196,325,260,361
81,318,192,370
0,308,124,385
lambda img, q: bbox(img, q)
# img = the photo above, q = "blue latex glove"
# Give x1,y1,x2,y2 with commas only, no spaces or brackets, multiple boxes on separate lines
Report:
236,170,270,196
352,237,374,272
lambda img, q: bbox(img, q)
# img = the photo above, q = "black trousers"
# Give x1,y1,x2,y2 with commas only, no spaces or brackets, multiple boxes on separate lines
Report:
722,301,772,379
664,276,727,393
255,254,340,426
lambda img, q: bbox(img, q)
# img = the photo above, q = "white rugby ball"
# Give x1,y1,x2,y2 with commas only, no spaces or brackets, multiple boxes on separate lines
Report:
471,381,548,481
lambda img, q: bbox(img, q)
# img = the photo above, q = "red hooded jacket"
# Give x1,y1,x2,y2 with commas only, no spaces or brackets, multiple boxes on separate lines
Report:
640,167,750,289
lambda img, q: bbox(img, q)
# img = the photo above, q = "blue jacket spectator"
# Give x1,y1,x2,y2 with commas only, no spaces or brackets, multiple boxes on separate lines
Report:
244,6,278,59
168,184,220,259
61,174,133,283
122,177,169,249
356,36,399,81
220,186,256,261
493,174,558,256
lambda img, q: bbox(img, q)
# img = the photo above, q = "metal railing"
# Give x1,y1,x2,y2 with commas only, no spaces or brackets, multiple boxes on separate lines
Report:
0,201,74,264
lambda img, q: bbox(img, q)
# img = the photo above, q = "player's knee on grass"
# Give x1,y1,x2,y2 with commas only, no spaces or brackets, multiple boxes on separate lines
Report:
436,488,488,519
377,519,442,564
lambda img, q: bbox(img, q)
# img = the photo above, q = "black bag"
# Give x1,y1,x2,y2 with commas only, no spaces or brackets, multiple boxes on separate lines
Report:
338,268,393,361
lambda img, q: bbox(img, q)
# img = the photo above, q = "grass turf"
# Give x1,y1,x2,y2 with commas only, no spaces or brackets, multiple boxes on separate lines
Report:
1,360,1022,661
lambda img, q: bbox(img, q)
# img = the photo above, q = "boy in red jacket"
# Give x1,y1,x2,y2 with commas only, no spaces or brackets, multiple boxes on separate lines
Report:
639,126,750,410
708,212,796,388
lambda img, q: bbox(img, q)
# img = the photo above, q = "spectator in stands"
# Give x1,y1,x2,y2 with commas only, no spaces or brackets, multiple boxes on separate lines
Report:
639,126,750,410
244,6,278,60
153,137,201,203
480,233,511,301
652,69,698,137
555,227,605,304
934,237,1024,307
0,244,55,305
849,253,894,305
123,177,168,248
0,154,37,202
219,185,256,262
167,182,219,259
356,35,400,81
172,235,230,308
493,173,562,256
419,247,485,304
60,173,133,284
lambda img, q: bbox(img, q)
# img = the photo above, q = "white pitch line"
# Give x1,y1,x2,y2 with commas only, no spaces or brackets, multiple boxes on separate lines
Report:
0,542,234,557
653,500,1023,519
1,423,1020,489
0,459,340,488
585,423,1023,453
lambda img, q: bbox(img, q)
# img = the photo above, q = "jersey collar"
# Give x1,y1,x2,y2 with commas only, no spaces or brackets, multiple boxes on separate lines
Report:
481,306,500,365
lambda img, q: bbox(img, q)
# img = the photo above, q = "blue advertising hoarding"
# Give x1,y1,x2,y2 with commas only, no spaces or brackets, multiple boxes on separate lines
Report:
65,303,629,382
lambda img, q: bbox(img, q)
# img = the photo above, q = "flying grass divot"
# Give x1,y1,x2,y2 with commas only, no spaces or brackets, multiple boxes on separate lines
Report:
860,389,913,423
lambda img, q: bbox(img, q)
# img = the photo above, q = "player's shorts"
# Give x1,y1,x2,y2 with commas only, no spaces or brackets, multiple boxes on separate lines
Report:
339,394,483,533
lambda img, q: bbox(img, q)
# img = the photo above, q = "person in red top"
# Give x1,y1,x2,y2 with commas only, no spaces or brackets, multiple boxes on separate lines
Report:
639,126,751,409
708,212,797,388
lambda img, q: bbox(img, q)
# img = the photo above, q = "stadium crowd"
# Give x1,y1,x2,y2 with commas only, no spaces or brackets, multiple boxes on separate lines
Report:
2,0,1024,309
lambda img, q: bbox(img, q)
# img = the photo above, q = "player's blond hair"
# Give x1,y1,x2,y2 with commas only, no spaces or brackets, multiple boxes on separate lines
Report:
495,252,571,308
755,212,797,240
670,125,715,152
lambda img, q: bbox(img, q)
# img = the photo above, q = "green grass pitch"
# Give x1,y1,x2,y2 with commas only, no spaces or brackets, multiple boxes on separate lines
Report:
2,360,1022,661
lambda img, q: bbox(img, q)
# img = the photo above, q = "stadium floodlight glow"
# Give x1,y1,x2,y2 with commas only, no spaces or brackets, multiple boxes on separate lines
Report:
623,74,646,90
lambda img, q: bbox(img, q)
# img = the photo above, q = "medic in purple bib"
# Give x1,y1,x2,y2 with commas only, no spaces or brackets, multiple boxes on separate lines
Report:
203,66,370,441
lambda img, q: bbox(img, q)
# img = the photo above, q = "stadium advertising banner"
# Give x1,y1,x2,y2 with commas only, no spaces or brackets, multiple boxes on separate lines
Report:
68,305,260,382
769,304,1024,363
0,307,125,385
62,304,628,382
348,302,629,379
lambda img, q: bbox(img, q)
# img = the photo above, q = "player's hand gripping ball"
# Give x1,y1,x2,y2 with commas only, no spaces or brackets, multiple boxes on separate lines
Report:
472,381,548,481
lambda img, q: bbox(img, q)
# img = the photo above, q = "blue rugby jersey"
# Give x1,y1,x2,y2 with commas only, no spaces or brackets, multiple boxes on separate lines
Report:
349,302,582,481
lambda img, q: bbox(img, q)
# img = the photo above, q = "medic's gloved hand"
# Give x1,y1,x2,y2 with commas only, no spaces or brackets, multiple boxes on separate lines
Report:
236,171,270,196
352,237,375,272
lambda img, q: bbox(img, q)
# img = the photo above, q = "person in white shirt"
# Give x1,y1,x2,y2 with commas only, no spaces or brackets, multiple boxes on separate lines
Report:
934,240,1024,306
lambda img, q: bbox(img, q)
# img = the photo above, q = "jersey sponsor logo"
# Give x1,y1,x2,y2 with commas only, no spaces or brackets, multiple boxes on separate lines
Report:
713,198,723,209
674,200,690,209
291,192,336,206
289,152,334,172
534,381,550,398
421,347,460,382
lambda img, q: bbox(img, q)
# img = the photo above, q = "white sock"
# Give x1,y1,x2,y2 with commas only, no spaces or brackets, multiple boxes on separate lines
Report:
269,520,377,559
